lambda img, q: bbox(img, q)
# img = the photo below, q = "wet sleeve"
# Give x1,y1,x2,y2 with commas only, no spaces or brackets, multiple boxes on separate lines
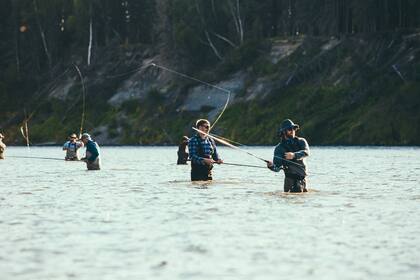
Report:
270,145,284,172
294,138,310,160
63,142,69,149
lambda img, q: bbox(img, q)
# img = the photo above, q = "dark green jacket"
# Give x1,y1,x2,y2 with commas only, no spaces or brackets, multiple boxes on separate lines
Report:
270,137,310,178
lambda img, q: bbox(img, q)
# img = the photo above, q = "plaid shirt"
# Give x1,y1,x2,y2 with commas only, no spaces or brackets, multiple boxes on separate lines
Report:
188,134,220,165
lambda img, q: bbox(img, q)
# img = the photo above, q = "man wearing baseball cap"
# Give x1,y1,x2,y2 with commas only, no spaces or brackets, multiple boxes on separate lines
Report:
267,119,310,192
80,133,101,170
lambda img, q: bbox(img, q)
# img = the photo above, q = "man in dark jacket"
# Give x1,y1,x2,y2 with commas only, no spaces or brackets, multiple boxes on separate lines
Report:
80,133,101,170
188,119,223,181
177,136,189,164
267,119,310,192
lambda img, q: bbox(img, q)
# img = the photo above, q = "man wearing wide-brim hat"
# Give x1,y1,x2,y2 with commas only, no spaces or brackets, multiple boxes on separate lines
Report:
267,119,310,192
63,133,84,161
0,133,6,160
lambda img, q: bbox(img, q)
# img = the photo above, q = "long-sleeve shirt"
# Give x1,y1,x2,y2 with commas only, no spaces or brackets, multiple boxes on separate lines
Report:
188,134,219,165
270,137,310,178
85,140,100,162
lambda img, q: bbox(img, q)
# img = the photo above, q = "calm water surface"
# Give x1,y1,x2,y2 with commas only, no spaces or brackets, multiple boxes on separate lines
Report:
1,146,420,280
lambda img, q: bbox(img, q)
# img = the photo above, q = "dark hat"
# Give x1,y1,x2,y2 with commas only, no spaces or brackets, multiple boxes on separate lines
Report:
278,119,299,134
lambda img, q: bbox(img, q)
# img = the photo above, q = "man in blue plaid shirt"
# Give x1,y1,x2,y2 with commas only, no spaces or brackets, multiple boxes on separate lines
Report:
188,119,223,181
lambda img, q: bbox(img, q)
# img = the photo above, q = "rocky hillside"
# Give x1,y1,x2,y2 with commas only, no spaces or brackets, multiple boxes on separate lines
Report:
1,31,419,145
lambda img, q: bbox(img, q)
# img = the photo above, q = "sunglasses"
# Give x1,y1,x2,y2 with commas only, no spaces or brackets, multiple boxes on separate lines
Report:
201,125,210,129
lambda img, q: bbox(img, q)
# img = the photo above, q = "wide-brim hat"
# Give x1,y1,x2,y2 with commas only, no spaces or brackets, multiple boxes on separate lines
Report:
0,133,4,139
278,119,299,133
69,133,77,138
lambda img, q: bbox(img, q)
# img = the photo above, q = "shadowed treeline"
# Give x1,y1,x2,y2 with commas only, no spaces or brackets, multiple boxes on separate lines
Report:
0,1,419,145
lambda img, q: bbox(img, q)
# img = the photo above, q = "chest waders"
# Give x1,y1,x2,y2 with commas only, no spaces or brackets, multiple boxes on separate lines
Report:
191,138,214,181
65,142,79,160
177,143,189,165
281,139,307,193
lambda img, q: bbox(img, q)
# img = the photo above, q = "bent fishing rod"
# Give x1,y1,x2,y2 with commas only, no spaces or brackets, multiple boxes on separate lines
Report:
149,63,231,130
187,159,266,169
192,127,304,168
222,162,269,169
9,155,68,161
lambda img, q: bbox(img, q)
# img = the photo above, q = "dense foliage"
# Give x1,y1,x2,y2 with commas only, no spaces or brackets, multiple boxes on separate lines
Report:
0,0,420,145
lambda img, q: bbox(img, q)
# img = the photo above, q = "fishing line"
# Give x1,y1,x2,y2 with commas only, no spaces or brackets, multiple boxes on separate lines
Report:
150,63,231,130
208,131,304,167
193,127,305,168
73,63,86,138
9,155,65,161
150,63,231,94
192,127,268,163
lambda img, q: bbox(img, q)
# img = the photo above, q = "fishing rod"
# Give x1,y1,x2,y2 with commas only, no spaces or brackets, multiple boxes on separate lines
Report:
73,63,86,138
186,158,265,169
208,131,304,167
192,127,305,168
149,63,231,130
9,155,66,161
192,127,268,163
222,162,267,169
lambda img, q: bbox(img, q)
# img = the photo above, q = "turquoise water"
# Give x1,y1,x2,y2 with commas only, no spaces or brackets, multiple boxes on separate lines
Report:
1,146,420,280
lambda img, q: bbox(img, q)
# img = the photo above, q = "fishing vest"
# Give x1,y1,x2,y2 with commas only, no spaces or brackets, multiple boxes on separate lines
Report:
65,142,79,159
191,135,215,168
197,136,215,159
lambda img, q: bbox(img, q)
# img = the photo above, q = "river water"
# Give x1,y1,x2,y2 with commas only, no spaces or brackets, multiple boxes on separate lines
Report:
1,146,419,280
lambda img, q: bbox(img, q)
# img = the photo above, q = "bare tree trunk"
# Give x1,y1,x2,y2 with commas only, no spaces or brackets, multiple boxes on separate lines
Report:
228,0,241,43
33,0,52,71
15,36,20,76
211,0,217,18
236,0,243,44
88,16,93,66
205,31,223,60
213,32,237,48
13,3,20,76
195,0,223,60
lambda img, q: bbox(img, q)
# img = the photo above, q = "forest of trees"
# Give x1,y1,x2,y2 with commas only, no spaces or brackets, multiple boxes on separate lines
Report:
1,0,419,79
0,0,419,144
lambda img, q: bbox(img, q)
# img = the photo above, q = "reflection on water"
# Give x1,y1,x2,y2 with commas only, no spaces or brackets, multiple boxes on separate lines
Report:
1,146,420,280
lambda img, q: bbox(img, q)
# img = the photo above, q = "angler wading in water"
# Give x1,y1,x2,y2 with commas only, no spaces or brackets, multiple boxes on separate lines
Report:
0,133,6,159
188,119,223,181
80,133,101,170
62,133,84,160
267,119,310,192
177,136,189,165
